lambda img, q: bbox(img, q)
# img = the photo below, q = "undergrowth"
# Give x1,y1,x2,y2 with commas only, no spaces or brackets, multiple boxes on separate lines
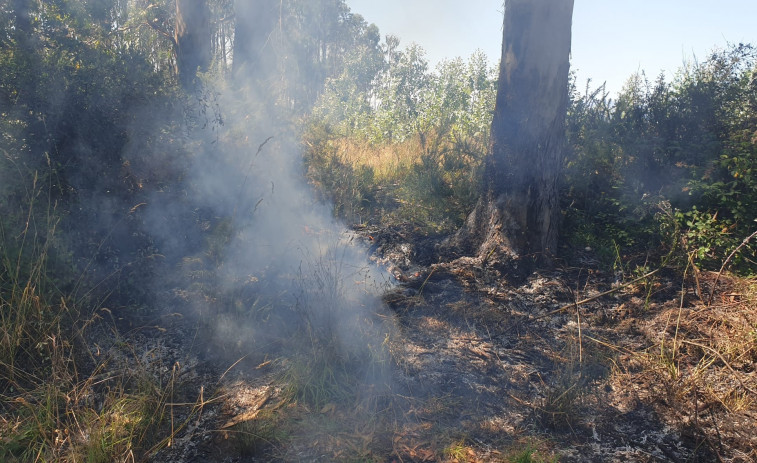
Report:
303,121,482,233
0,164,173,462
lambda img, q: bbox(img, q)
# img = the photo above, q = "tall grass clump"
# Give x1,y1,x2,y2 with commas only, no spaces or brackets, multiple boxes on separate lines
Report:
0,159,169,462
276,240,394,410
0,158,66,377
304,122,484,232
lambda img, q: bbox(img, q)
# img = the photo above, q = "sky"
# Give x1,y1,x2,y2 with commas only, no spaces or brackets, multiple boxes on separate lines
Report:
346,0,757,97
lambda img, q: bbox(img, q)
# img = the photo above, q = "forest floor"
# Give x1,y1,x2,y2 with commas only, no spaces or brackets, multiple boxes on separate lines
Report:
113,224,757,462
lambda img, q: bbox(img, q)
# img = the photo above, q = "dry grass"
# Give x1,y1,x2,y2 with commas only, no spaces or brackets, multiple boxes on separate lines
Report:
0,167,178,462
329,137,425,182
605,271,757,460
304,125,483,231
0,296,171,463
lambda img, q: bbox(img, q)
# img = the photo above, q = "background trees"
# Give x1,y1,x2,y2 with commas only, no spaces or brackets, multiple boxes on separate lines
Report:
564,45,757,271
1,1,393,459
231,0,278,85
305,7,756,275
2,0,756,460
306,46,497,228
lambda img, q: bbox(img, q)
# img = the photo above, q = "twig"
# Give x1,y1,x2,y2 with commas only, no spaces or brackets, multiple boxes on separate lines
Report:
707,229,757,306
575,302,583,365
583,334,639,357
219,355,248,383
416,267,437,297
672,256,691,361
680,340,757,397
142,20,177,48
688,251,704,301
533,268,661,321
233,136,274,221
707,407,726,462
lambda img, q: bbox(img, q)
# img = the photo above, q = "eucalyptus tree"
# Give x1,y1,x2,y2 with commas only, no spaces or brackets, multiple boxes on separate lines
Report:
231,0,279,87
231,0,382,111
175,0,212,89
451,0,574,269
10,0,31,48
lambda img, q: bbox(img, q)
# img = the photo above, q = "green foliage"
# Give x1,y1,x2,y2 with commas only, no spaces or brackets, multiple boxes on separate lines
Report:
307,46,494,231
0,2,203,461
508,445,558,463
279,0,383,110
313,43,496,145
0,0,199,309
564,45,757,274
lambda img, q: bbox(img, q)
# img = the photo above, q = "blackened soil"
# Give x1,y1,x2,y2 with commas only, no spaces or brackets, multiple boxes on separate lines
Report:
128,227,755,462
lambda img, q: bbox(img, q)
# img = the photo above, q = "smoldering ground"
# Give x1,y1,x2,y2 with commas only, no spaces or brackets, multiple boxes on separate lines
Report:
130,52,399,418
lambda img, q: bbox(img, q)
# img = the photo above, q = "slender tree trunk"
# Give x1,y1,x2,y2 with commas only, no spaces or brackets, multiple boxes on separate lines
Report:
12,0,31,41
231,0,279,85
175,0,211,89
451,0,574,270
11,0,36,108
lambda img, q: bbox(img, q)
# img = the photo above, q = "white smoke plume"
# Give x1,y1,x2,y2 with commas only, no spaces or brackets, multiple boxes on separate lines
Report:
134,10,398,397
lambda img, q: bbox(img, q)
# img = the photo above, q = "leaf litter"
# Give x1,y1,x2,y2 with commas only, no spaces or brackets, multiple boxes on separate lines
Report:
135,225,756,462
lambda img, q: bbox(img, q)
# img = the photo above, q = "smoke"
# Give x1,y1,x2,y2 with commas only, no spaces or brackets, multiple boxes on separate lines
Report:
131,4,398,401
0,0,401,440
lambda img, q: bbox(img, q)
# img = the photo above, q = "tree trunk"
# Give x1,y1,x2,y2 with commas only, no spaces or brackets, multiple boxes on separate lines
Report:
175,0,211,89
12,0,35,54
451,0,573,271
231,0,279,85
11,0,37,109
12,0,31,38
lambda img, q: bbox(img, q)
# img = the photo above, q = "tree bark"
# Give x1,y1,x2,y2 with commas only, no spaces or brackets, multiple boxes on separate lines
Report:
12,0,30,36
10,0,38,109
12,0,33,52
231,0,279,85
451,0,574,270
175,0,212,89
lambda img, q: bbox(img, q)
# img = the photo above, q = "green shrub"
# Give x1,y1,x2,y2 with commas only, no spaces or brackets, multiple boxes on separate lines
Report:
564,45,757,275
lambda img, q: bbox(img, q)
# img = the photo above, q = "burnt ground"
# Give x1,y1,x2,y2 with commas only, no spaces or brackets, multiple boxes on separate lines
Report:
102,224,756,462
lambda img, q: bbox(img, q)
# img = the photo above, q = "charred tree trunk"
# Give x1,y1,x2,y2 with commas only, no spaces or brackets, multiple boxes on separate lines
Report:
231,0,279,85
451,0,573,271
175,0,211,89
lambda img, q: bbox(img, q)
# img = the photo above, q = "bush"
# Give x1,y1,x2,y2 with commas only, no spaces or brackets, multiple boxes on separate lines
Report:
306,48,493,231
563,45,757,274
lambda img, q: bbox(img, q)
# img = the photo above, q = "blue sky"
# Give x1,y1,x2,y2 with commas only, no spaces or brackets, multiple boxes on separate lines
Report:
346,0,757,97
